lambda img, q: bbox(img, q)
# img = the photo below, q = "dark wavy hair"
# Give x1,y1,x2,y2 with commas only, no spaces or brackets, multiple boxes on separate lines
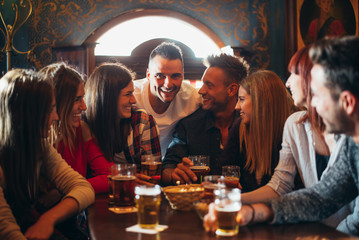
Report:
0,69,53,216
204,53,249,86
149,41,183,67
84,62,135,161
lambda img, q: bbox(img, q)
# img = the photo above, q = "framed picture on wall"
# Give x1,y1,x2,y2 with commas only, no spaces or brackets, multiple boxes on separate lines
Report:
296,0,358,49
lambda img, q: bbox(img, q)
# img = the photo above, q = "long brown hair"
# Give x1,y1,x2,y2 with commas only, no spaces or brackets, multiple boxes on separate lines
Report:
288,45,325,134
84,63,135,161
239,70,292,177
0,69,53,213
40,62,84,153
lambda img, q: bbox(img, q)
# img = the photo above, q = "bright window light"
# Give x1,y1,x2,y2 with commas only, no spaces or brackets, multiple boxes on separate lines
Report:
95,16,221,58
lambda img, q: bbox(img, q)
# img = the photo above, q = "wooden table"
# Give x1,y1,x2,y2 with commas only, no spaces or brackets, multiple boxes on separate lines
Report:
88,194,359,240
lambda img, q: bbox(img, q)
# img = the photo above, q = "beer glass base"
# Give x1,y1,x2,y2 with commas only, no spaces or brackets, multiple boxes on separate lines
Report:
138,224,158,229
215,229,238,237
109,206,138,214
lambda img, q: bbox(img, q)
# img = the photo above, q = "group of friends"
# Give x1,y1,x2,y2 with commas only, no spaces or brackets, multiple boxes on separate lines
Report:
1,36,359,239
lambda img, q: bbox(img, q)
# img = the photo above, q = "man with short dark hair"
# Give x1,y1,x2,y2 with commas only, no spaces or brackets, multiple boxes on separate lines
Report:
204,36,359,236
162,53,249,185
134,42,202,157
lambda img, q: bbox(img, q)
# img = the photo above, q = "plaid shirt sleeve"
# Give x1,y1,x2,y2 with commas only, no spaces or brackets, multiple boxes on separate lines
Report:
127,108,161,164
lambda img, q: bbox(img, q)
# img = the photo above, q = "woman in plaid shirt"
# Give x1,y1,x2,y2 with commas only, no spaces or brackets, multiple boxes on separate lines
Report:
84,62,161,185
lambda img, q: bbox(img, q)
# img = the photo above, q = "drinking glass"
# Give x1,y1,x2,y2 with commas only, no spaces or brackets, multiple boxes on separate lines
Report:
202,175,226,202
214,188,242,236
110,163,137,209
222,165,240,189
141,155,162,185
135,185,161,228
188,155,210,183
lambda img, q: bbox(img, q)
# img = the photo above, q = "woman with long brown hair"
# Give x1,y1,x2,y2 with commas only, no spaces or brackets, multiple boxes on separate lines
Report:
40,62,113,193
84,62,161,185
221,70,293,192
0,69,94,239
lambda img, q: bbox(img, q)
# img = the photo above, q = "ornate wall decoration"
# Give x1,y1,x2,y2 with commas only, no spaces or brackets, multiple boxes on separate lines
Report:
9,0,271,70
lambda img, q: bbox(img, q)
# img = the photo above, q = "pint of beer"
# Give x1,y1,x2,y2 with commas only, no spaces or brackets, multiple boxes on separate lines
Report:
141,155,162,184
188,155,210,183
222,165,240,189
111,164,137,208
202,175,226,201
135,185,161,228
214,188,241,236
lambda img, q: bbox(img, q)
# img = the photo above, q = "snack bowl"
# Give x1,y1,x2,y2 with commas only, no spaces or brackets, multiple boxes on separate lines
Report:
162,184,204,211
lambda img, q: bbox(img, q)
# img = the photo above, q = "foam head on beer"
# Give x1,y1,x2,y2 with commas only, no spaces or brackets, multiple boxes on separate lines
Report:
214,188,241,210
214,188,242,236
135,185,161,196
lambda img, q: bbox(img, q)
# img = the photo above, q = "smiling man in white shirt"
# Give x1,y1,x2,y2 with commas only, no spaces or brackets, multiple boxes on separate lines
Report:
134,42,202,157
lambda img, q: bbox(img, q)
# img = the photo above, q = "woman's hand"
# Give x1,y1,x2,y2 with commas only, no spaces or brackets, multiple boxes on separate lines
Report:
203,202,273,233
202,203,255,233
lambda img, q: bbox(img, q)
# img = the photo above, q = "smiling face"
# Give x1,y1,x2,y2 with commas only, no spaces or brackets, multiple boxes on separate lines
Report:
69,83,86,130
310,64,352,134
198,67,231,113
117,81,136,119
236,86,252,125
147,55,183,106
286,72,306,107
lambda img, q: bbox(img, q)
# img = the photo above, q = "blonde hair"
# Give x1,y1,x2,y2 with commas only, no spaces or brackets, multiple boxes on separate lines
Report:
239,70,292,178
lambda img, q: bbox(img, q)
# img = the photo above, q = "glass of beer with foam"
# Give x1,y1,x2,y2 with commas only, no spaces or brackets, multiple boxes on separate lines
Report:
135,185,162,228
188,155,210,183
141,155,162,185
222,165,240,189
214,188,241,236
110,164,137,209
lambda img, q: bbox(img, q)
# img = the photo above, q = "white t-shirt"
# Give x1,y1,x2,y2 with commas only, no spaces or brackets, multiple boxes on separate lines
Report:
133,78,202,157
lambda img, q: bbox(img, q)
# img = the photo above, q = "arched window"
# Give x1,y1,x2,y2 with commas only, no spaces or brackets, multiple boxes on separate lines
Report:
95,16,221,58
85,10,226,80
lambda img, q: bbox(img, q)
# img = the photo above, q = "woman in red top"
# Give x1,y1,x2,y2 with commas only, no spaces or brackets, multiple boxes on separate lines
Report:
40,63,113,193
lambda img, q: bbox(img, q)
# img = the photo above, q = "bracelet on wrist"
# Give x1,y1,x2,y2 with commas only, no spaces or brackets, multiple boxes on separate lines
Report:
246,204,255,225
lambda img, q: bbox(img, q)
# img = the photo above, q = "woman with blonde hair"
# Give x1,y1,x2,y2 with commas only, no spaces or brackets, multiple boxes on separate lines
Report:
221,70,293,192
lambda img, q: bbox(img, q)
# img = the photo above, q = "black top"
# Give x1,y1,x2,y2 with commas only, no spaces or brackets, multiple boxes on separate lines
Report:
315,152,330,180
220,118,281,193
163,107,240,175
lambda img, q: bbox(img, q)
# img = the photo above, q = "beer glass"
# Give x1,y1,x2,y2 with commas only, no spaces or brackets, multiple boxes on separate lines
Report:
222,165,240,189
202,175,226,202
111,164,137,208
214,188,242,236
188,155,210,183
141,155,162,184
135,185,161,228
